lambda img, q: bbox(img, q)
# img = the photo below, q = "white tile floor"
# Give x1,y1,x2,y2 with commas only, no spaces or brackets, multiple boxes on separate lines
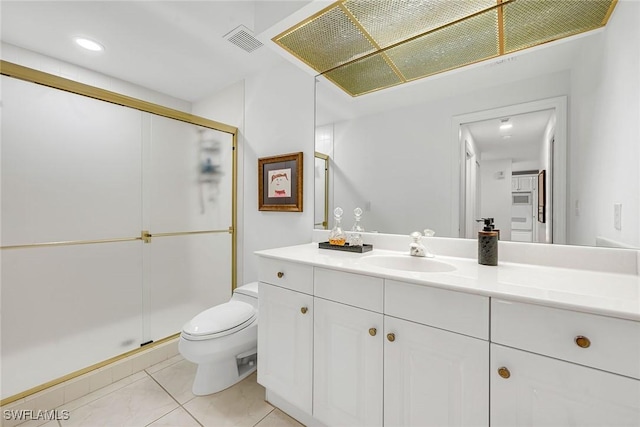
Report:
13,356,303,427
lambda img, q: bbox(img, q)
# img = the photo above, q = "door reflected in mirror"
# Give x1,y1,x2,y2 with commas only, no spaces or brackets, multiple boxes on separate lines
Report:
458,101,561,244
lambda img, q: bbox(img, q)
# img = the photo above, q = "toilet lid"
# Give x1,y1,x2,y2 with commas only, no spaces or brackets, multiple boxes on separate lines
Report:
182,301,256,337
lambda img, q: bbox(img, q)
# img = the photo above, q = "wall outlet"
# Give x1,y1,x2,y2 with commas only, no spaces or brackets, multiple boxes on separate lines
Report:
614,203,622,230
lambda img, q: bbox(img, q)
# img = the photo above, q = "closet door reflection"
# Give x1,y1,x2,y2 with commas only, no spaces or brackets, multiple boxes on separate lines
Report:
143,117,233,341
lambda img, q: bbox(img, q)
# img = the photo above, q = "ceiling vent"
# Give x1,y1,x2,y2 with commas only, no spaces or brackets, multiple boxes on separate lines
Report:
224,25,263,53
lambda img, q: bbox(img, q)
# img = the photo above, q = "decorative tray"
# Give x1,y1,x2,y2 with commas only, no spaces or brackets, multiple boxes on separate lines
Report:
318,242,373,253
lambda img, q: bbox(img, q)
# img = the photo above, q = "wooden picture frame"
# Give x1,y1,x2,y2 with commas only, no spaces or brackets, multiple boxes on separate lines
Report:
538,170,546,223
258,152,303,212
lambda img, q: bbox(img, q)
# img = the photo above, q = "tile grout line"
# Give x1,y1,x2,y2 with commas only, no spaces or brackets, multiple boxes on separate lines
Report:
251,407,276,427
144,370,204,427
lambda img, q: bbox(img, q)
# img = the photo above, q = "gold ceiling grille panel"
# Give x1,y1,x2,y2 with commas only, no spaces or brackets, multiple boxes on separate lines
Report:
343,0,497,49
503,0,615,53
387,8,499,81
274,0,617,97
275,4,377,73
324,53,402,96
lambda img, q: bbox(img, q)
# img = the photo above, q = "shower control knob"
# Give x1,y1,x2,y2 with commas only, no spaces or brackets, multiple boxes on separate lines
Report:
277,272,284,278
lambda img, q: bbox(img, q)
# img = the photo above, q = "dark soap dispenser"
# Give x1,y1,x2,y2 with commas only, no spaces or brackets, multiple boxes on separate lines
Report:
478,218,498,266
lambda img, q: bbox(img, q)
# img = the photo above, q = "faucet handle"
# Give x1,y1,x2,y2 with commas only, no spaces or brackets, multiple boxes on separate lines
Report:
423,229,435,237
410,231,423,241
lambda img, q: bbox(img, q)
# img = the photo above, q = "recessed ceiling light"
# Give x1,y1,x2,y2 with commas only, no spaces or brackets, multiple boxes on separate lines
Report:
74,37,104,52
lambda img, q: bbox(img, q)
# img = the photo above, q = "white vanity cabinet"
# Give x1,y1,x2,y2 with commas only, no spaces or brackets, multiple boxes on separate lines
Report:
257,258,314,414
256,247,640,427
490,299,640,426
312,268,489,427
384,280,489,427
313,297,384,426
313,268,384,426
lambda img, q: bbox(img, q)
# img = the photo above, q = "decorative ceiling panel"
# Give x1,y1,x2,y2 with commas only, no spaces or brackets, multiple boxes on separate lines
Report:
275,4,377,73
343,0,497,49
323,53,403,96
387,8,499,81
503,0,615,53
273,0,618,97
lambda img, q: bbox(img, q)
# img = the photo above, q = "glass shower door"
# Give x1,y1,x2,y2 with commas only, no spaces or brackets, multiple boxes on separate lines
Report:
142,115,234,342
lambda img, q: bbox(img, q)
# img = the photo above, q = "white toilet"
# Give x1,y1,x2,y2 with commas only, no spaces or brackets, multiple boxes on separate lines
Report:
179,282,259,396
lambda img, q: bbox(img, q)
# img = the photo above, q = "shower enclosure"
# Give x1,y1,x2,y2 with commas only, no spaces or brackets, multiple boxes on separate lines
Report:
0,62,237,401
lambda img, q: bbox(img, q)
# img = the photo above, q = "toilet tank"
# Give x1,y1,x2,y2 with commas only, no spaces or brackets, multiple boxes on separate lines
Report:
232,282,259,307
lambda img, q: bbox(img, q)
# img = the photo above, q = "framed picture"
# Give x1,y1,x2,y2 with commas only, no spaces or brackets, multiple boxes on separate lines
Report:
538,170,546,223
258,152,303,212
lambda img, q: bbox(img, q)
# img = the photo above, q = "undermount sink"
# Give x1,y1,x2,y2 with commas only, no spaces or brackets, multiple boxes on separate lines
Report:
361,255,457,273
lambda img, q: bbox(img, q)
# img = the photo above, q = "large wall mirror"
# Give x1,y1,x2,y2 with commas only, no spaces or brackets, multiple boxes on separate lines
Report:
315,0,639,249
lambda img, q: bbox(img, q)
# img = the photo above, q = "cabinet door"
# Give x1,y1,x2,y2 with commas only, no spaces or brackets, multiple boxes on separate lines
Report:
518,177,533,191
491,344,640,427
384,316,489,427
512,177,519,191
257,283,313,414
313,298,383,427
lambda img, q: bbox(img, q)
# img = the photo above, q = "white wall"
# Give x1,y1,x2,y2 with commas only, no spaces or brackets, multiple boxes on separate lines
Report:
480,159,513,240
1,43,190,111
569,0,640,247
242,61,315,282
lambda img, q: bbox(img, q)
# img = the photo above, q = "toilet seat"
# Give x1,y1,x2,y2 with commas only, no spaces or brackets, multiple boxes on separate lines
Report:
182,301,257,341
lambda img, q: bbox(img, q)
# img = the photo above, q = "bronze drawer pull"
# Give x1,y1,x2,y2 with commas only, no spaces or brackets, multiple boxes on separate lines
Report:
498,367,511,379
575,335,591,348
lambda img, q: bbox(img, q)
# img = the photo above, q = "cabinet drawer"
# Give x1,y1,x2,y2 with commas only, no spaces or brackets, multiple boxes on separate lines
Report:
314,268,383,312
385,280,489,339
258,257,313,294
491,299,640,379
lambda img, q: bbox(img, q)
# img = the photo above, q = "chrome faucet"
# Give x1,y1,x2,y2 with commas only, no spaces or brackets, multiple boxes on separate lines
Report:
410,229,435,257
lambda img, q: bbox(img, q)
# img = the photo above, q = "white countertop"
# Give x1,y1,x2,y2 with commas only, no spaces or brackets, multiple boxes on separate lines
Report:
255,243,640,322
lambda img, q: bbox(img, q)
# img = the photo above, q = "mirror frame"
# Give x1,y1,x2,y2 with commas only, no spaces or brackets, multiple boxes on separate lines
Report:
314,151,330,229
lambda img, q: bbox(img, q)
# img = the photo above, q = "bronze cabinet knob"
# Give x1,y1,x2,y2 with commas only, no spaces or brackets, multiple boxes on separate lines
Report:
575,335,591,348
387,333,396,342
277,272,284,278
300,307,308,314
498,367,511,379
369,328,377,336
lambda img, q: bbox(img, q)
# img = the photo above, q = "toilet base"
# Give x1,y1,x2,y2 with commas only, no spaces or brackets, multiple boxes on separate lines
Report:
192,356,257,396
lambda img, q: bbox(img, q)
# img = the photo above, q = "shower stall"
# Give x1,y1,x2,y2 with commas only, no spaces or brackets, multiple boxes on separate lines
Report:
0,62,237,402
